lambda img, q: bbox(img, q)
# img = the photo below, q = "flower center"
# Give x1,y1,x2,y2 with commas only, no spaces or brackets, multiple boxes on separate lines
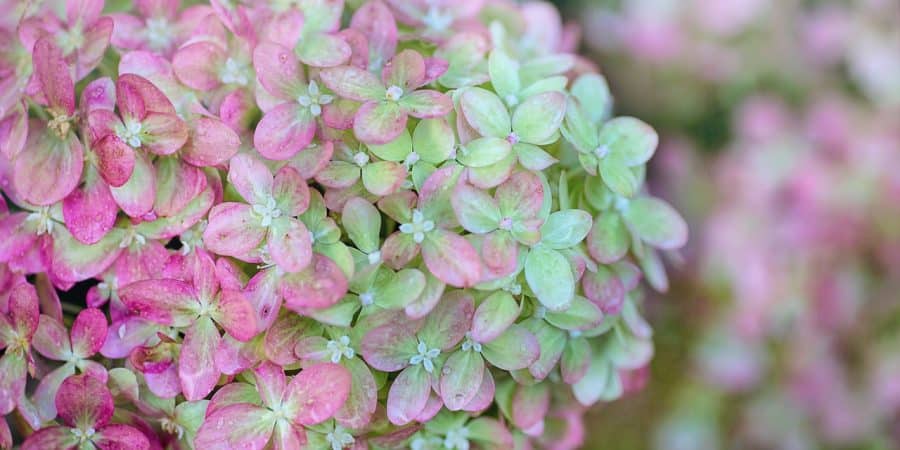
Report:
26,206,55,235
145,17,173,50
504,94,519,107
614,196,630,212
593,144,610,159
506,132,520,145
352,152,370,167
252,196,282,227
399,210,435,244
503,282,522,296
359,291,375,307
297,81,333,117
423,6,453,32
403,151,420,168
117,118,144,148
444,427,470,450
56,26,84,55
498,217,513,231
47,108,72,138
385,85,404,102
70,427,96,445
119,228,147,249
326,335,356,363
219,57,251,86
160,417,185,440
461,333,482,353
326,427,355,450
367,250,382,265
179,222,206,255
409,340,440,373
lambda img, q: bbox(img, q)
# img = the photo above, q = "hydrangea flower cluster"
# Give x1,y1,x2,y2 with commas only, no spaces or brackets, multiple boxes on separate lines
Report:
0,0,686,449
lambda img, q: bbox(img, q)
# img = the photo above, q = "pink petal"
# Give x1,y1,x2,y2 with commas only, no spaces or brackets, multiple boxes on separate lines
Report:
70,308,107,358
512,383,550,429
272,419,306,450
179,316,222,401
207,382,261,416
0,353,27,415
360,318,420,372
56,374,114,429
383,49,426,90
214,289,257,341
273,166,310,215
63,175,118,244
94,423,150,450
334,357,378,429
33,38,75,115
401,90,452,118
144,364,181,398
109,13,144,49
14,130,83,206
380,232,418,269
386,365,430,425
215,335,261,376
50,228,124,283
349,1,397,70
496,171,544,220
9,282,40,338
116,74,176,119
118,279,198,327
21,426,77,450
361,161,406,196
154,158,206,217
462,370,495,413
33,315,73,360
182,117,241,167
283,362,351,426
267,218,312,273
244,270,282,332
280,254,348,311
419,290,474,350
421,230,482,288
195,403,274,450
172,41,226,90
253,361,286,408
140,112,188,155
319,66,385,102
354,101,407,145
254,103,315,160
253,42,304,99
94,135,136,187
202,203,267,258
74,17,113,79
0,106,28,160
100,317,160,358
480,231,518,280
227,153,274,204
80,76,116,113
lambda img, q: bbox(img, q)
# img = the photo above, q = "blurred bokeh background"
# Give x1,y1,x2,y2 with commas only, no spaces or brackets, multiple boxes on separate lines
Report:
552,0,900,448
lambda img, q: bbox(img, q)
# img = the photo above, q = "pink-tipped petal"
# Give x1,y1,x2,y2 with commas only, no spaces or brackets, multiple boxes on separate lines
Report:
117,74,176,117
254,103,315,161
140,112,188,155
386,365,430,426
33,315,73,360
194,403,274,450
227,153,274,204
182,117,241,167
109,151,156,217
319,66,385,102
172,41,226,90
421,230,482,288
400,90,452,118
70,308,107,358
118,279,198,327
56,374,114,429
280,254,347,311
94,135,136,187
94,423,150,450
202,203,267,258
20,426,77,450
63,176,118,244
214,289,257,342
283,362,351,426
273,166,310,215
353,101,407,145
9,282,40,338
267,218,313,273
33,38,75,115
253,42,304,99
179,316,222,401
14,130,83,206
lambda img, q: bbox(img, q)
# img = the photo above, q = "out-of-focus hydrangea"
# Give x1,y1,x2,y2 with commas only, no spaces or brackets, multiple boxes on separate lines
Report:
0,0,686,449
572,0,900,448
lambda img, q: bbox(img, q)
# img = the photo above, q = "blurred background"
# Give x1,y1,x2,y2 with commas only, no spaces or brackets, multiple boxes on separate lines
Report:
552,0,900,448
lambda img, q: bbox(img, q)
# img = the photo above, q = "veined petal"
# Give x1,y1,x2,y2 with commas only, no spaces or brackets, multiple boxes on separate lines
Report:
353,101,407,145
179,315,221,401
283,363,351,426
33,38,75,115
173,41,227,90
254,103,315,161
140,112,188,155
118,279,199,327
421,230,482,288
56,374,114,429
14,130,83,206
202,203,267,258
319,66,385,102
253,42,304,99
70,308,107,358
213,289,257,342
194,403,275,450
267,218,313,273
94,424,150,450
63,175,117,244
386,365,430,426
399,90,452,119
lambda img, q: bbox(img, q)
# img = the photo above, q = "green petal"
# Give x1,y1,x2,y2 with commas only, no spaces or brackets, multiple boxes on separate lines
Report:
539,210,592,249
412,118,455,164
524,246,574,311
544,296,604,331
511,91,566,145
457,137,512,168
571,73,612,124
368,129,412,162
460,87,511,138
621,197,688,250
597,117,658,166
599,154,640,198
